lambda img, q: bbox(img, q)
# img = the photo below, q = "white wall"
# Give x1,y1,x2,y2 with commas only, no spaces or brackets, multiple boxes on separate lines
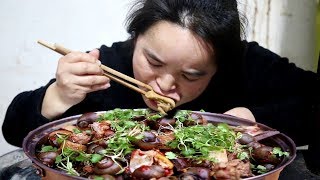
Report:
0,0,131,156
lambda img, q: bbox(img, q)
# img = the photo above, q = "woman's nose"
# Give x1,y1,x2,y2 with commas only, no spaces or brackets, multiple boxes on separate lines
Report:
156,74,176,92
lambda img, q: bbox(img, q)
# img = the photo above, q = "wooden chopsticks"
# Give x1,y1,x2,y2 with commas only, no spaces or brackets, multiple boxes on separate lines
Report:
37,40,153,95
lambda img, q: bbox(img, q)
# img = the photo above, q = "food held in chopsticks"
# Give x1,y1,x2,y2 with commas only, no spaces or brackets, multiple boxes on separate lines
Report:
144,90,175,114
37,40,175,114
36,108,290,179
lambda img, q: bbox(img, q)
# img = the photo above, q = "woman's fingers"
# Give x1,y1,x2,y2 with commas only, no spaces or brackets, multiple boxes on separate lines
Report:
73,75,110,87
60,51,98,63
88,49,100,59
57,50,104,75
68,83,111,95
55,80,110,100
57,73,110,89
88,83,111,92
68,61,103,75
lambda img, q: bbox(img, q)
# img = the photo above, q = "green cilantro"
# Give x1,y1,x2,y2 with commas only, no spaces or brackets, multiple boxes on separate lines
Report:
106,135,135,156
181,148,196,156
147,113,163,120
217,123,230,133
174,110,192,123
237,151,249,160
165,152,177,159
72,128,81,134
168,123,237,161
56,134,68,144
99,108,149,121
134,133,144,140
91,154,103,163
75,152,90,162
40,145,57,152
93,176,104,180
272,147,289,157
55,147,84,176
256,165,268,174
57,157,79,176
99,110,150,157
55,155,62,164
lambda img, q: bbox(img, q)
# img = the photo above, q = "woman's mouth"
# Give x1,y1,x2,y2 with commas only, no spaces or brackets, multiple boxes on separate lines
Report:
148,99,158,108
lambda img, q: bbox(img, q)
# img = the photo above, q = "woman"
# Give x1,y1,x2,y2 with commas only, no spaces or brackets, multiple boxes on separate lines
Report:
2,0,320,176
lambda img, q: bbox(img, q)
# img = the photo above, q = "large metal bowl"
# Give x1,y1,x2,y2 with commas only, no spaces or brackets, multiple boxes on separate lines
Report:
22,110,296,180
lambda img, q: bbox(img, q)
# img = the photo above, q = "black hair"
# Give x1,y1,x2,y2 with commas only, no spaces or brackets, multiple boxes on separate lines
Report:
126,0,246,72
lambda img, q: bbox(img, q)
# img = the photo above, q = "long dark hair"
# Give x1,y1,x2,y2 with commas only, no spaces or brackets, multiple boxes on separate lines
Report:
126,0,246,72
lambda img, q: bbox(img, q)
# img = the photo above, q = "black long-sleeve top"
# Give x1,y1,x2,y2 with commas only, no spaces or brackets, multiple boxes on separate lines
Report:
2,40,320,151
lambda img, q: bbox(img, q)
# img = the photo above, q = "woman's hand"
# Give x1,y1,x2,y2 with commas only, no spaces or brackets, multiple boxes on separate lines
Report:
41,49,110,119
223,107,256,122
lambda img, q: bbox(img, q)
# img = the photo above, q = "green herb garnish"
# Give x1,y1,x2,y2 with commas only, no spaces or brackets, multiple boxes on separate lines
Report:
173,110,193,123
168,123,238,161
165,152,177,159
272,147,289,157
40,145,58,152
72,128,81,134
91,154,103,163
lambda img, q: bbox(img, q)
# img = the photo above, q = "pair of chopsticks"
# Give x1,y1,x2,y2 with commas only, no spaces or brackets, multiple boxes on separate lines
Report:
37,40,153,95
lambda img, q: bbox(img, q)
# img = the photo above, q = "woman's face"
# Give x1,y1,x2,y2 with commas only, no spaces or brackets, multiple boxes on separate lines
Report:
132,21,217,110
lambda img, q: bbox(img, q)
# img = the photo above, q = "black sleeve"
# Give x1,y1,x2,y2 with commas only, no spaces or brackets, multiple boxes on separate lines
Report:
244,42,320,173
244,42,320,146
2,79,56,147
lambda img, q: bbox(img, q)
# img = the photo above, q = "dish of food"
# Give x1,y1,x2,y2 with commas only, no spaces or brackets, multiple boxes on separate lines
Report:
23,109,296,180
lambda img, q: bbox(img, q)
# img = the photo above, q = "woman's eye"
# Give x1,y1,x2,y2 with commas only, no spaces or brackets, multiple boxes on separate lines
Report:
147,58,162,67
183,74,199,82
